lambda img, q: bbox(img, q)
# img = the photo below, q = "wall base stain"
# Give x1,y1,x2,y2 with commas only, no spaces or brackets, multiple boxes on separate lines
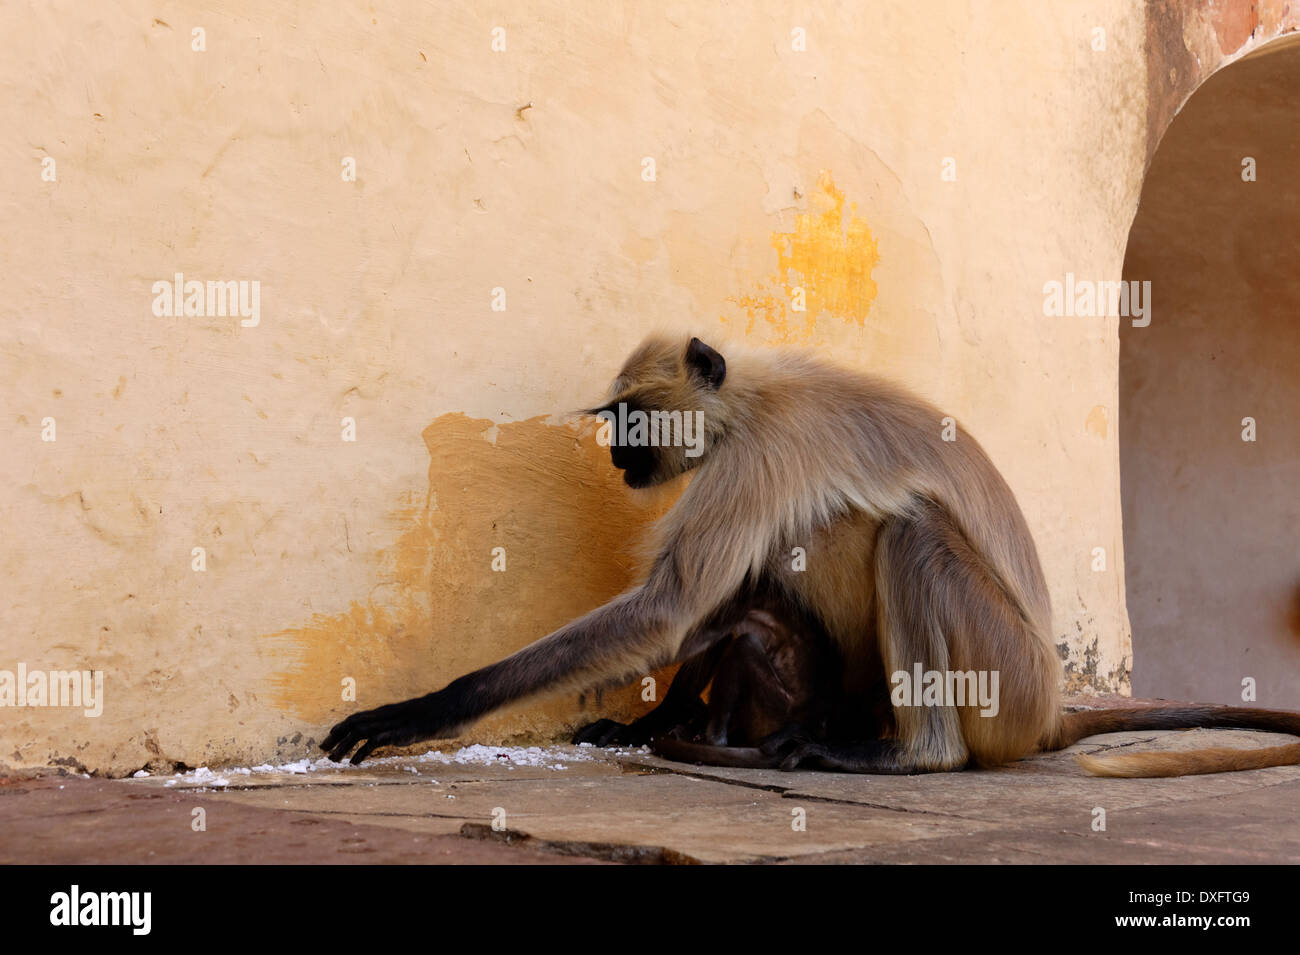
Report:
263,412,678,742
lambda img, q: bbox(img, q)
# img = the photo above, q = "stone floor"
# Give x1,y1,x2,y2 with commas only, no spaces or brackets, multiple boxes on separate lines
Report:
4,721,1300,864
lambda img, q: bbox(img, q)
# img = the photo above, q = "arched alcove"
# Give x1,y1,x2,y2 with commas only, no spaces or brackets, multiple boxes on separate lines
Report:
1121,38,1300,707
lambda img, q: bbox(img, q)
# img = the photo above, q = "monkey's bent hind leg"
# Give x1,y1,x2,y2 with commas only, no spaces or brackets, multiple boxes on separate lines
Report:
873,499,1056,771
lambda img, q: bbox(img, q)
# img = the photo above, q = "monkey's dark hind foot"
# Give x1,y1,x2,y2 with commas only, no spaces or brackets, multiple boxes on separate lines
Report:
572,718,634,746
756,723,814,758
649,736,782,769
650,733,919,773
764,736,920,774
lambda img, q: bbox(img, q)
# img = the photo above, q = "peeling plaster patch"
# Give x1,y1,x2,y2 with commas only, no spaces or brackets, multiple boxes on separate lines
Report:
725,170,879,343
262,413,677,740
1107,658,1133,694
1145,1,1300,166
1209,0,1260,54
1057,637,1094,692
1056,634,1128,695
1146,2,1202,165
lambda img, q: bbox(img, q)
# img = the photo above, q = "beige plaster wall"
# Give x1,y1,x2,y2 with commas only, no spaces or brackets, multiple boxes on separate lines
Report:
1,0,1162,774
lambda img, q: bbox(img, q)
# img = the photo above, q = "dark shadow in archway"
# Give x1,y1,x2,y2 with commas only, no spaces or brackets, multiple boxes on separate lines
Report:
1121,40,1300,708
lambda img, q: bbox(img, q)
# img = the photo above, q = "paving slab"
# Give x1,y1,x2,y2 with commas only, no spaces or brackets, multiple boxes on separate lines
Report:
6,722,1300,864
617,730,1300,826
0,774,603,864
791,779,1300,864
194,767,997,863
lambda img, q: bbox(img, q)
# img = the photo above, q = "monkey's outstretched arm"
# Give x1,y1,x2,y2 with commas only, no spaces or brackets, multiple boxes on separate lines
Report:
323,472,771,764
322,585,683,763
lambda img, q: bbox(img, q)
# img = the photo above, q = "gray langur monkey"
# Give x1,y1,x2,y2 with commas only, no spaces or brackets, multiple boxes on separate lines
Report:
323,334,1300,777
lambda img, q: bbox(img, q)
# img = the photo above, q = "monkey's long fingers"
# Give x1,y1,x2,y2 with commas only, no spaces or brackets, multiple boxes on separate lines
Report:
323,710,399,762
322,701,405,755
322,711,374,759
325,722,401,764
326,727,365,763
349,735,389,765
325,714,410,764
324,693,453,764
320,722,352,755
346,722,430,765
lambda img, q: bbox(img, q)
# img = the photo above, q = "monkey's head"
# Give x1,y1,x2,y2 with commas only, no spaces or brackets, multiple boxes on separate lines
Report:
587,335,729,488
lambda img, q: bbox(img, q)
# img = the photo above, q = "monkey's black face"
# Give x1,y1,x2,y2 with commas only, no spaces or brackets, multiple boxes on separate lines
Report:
591,397,681,488
588,336,727,489
601,399,663,487
610,441,658,488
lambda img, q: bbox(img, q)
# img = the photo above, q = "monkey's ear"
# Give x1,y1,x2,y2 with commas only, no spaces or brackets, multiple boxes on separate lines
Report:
685,337,726,388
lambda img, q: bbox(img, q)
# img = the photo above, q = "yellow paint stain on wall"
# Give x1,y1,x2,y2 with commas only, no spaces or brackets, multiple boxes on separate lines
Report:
1085,404,1109,439
264,413,678,742
726,170,880,343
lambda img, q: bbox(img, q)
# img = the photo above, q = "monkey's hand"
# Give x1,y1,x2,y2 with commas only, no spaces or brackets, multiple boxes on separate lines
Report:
321,692,453,765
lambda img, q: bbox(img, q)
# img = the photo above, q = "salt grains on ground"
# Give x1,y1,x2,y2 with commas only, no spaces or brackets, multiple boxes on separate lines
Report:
159,743,645,787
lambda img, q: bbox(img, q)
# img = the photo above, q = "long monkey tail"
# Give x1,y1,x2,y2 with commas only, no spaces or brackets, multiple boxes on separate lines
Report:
1051,705,1300,778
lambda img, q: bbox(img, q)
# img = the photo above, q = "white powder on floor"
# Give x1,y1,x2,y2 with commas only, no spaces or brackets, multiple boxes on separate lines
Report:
158,743,649,787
